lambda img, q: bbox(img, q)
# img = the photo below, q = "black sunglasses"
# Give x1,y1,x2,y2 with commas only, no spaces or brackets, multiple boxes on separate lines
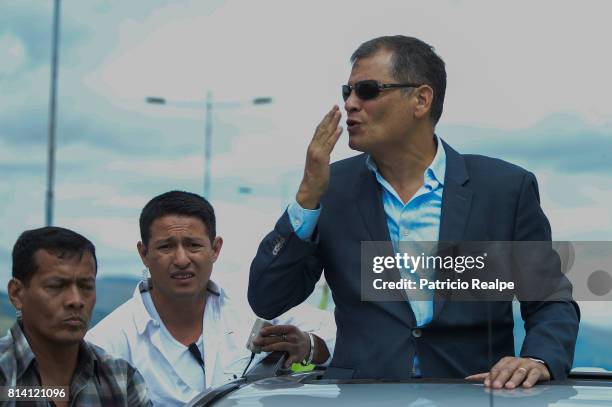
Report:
342,80,422,101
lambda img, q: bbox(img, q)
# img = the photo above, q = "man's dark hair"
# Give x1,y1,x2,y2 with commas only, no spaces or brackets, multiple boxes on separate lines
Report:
351,35,447,125
139,190,216,245
12,226,98,284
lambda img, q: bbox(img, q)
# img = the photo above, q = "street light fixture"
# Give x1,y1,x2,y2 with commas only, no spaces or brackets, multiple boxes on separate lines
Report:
145,97,166,105
145,92,273,199
253,97,273,105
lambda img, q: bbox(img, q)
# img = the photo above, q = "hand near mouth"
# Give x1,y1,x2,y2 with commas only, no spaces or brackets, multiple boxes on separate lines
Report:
296,105,343,210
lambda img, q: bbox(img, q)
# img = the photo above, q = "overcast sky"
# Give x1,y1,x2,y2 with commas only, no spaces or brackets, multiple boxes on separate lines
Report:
1,0,611,322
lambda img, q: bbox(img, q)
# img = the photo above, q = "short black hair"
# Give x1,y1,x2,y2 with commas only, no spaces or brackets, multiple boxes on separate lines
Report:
12,226,98,284
139,190,216,245
351,35,447,125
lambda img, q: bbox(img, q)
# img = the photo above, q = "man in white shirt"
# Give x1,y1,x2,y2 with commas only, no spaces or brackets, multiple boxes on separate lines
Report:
87,191,334,406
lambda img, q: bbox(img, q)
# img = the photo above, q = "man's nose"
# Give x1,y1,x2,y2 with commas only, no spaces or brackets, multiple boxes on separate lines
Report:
344,91,361,113
65,285,85,310
173,245,191,268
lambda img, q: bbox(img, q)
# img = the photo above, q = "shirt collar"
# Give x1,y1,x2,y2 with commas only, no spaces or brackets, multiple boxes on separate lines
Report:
8,321,98,383
73,341,99,382
131,279,224,336
428,134,446,186
365,134,446,187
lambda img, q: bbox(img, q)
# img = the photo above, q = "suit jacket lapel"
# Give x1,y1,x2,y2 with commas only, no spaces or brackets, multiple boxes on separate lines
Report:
435,140,473,320
354,158,414,319
355,163,389,242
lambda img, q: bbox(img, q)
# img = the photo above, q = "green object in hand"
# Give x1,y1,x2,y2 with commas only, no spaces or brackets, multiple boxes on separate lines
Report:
291,363,315,372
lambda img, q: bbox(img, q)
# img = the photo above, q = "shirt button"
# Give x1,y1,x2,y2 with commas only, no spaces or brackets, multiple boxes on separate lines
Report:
412,328,422,338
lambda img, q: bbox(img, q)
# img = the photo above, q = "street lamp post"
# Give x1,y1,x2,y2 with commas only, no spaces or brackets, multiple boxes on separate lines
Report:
145,93,272,199
45,0,61,226
204,91,212,198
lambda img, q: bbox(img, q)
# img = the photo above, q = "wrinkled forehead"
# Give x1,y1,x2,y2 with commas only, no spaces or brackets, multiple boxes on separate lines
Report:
149,214,210,241
32,248,97,280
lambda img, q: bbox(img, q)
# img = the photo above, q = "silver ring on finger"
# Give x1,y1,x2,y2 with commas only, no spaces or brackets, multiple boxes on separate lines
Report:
281,333,287,342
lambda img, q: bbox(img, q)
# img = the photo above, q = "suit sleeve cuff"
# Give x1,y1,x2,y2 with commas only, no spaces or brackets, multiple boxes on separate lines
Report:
287,199,321,241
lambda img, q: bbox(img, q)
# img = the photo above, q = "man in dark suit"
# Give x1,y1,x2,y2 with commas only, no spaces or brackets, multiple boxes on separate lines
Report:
248,35,579,389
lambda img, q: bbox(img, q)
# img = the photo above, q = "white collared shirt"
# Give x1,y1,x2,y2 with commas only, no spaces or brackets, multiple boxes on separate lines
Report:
86,280,335,406
140,289,207,392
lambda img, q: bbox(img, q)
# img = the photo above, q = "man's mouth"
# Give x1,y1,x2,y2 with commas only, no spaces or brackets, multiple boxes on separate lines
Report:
346,119,362,132
171,272,195,280
63,316,85,326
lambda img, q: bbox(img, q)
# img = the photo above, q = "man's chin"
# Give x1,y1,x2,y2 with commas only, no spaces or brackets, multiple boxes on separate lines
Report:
50,329,87,346
348,135,366,152
168,284,207,300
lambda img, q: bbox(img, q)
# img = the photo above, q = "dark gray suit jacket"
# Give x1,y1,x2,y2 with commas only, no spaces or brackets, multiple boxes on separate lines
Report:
248,140,579,381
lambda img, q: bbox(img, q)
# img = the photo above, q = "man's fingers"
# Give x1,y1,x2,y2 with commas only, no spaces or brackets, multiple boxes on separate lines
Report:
522,367,544,388
321,106,340,131
260,342,303,367
313,106,340,142
468,358,549,389
259,324,295,336
316,105,336,128
261,342,292,354
254,325,297,346
464,373,488,381
252,334,291,346
505,366,529,389
314,108,342,149
489,358,520,388
327,108,342,133
259,326,309,368
323,126,343,150
297,106,342,209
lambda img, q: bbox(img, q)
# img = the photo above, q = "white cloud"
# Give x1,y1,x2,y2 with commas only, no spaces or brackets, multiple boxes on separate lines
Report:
106,155,203,180
0,31,26,76
535,170,612,240
577,301,612,326
79,0,612,131
547,207,611,240
58,216,139,252
55,183,148,210
0,140,46,163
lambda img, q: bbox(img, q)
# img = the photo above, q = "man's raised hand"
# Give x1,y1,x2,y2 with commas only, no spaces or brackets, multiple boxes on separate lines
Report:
296,105,343,209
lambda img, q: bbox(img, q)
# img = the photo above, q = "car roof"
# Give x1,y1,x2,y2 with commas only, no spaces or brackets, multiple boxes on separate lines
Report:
189,372,612,406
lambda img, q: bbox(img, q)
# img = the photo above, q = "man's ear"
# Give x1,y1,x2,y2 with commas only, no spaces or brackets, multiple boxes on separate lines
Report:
413,85,433,121
211,236,223,263
8,278,24,312
137,241,149,268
